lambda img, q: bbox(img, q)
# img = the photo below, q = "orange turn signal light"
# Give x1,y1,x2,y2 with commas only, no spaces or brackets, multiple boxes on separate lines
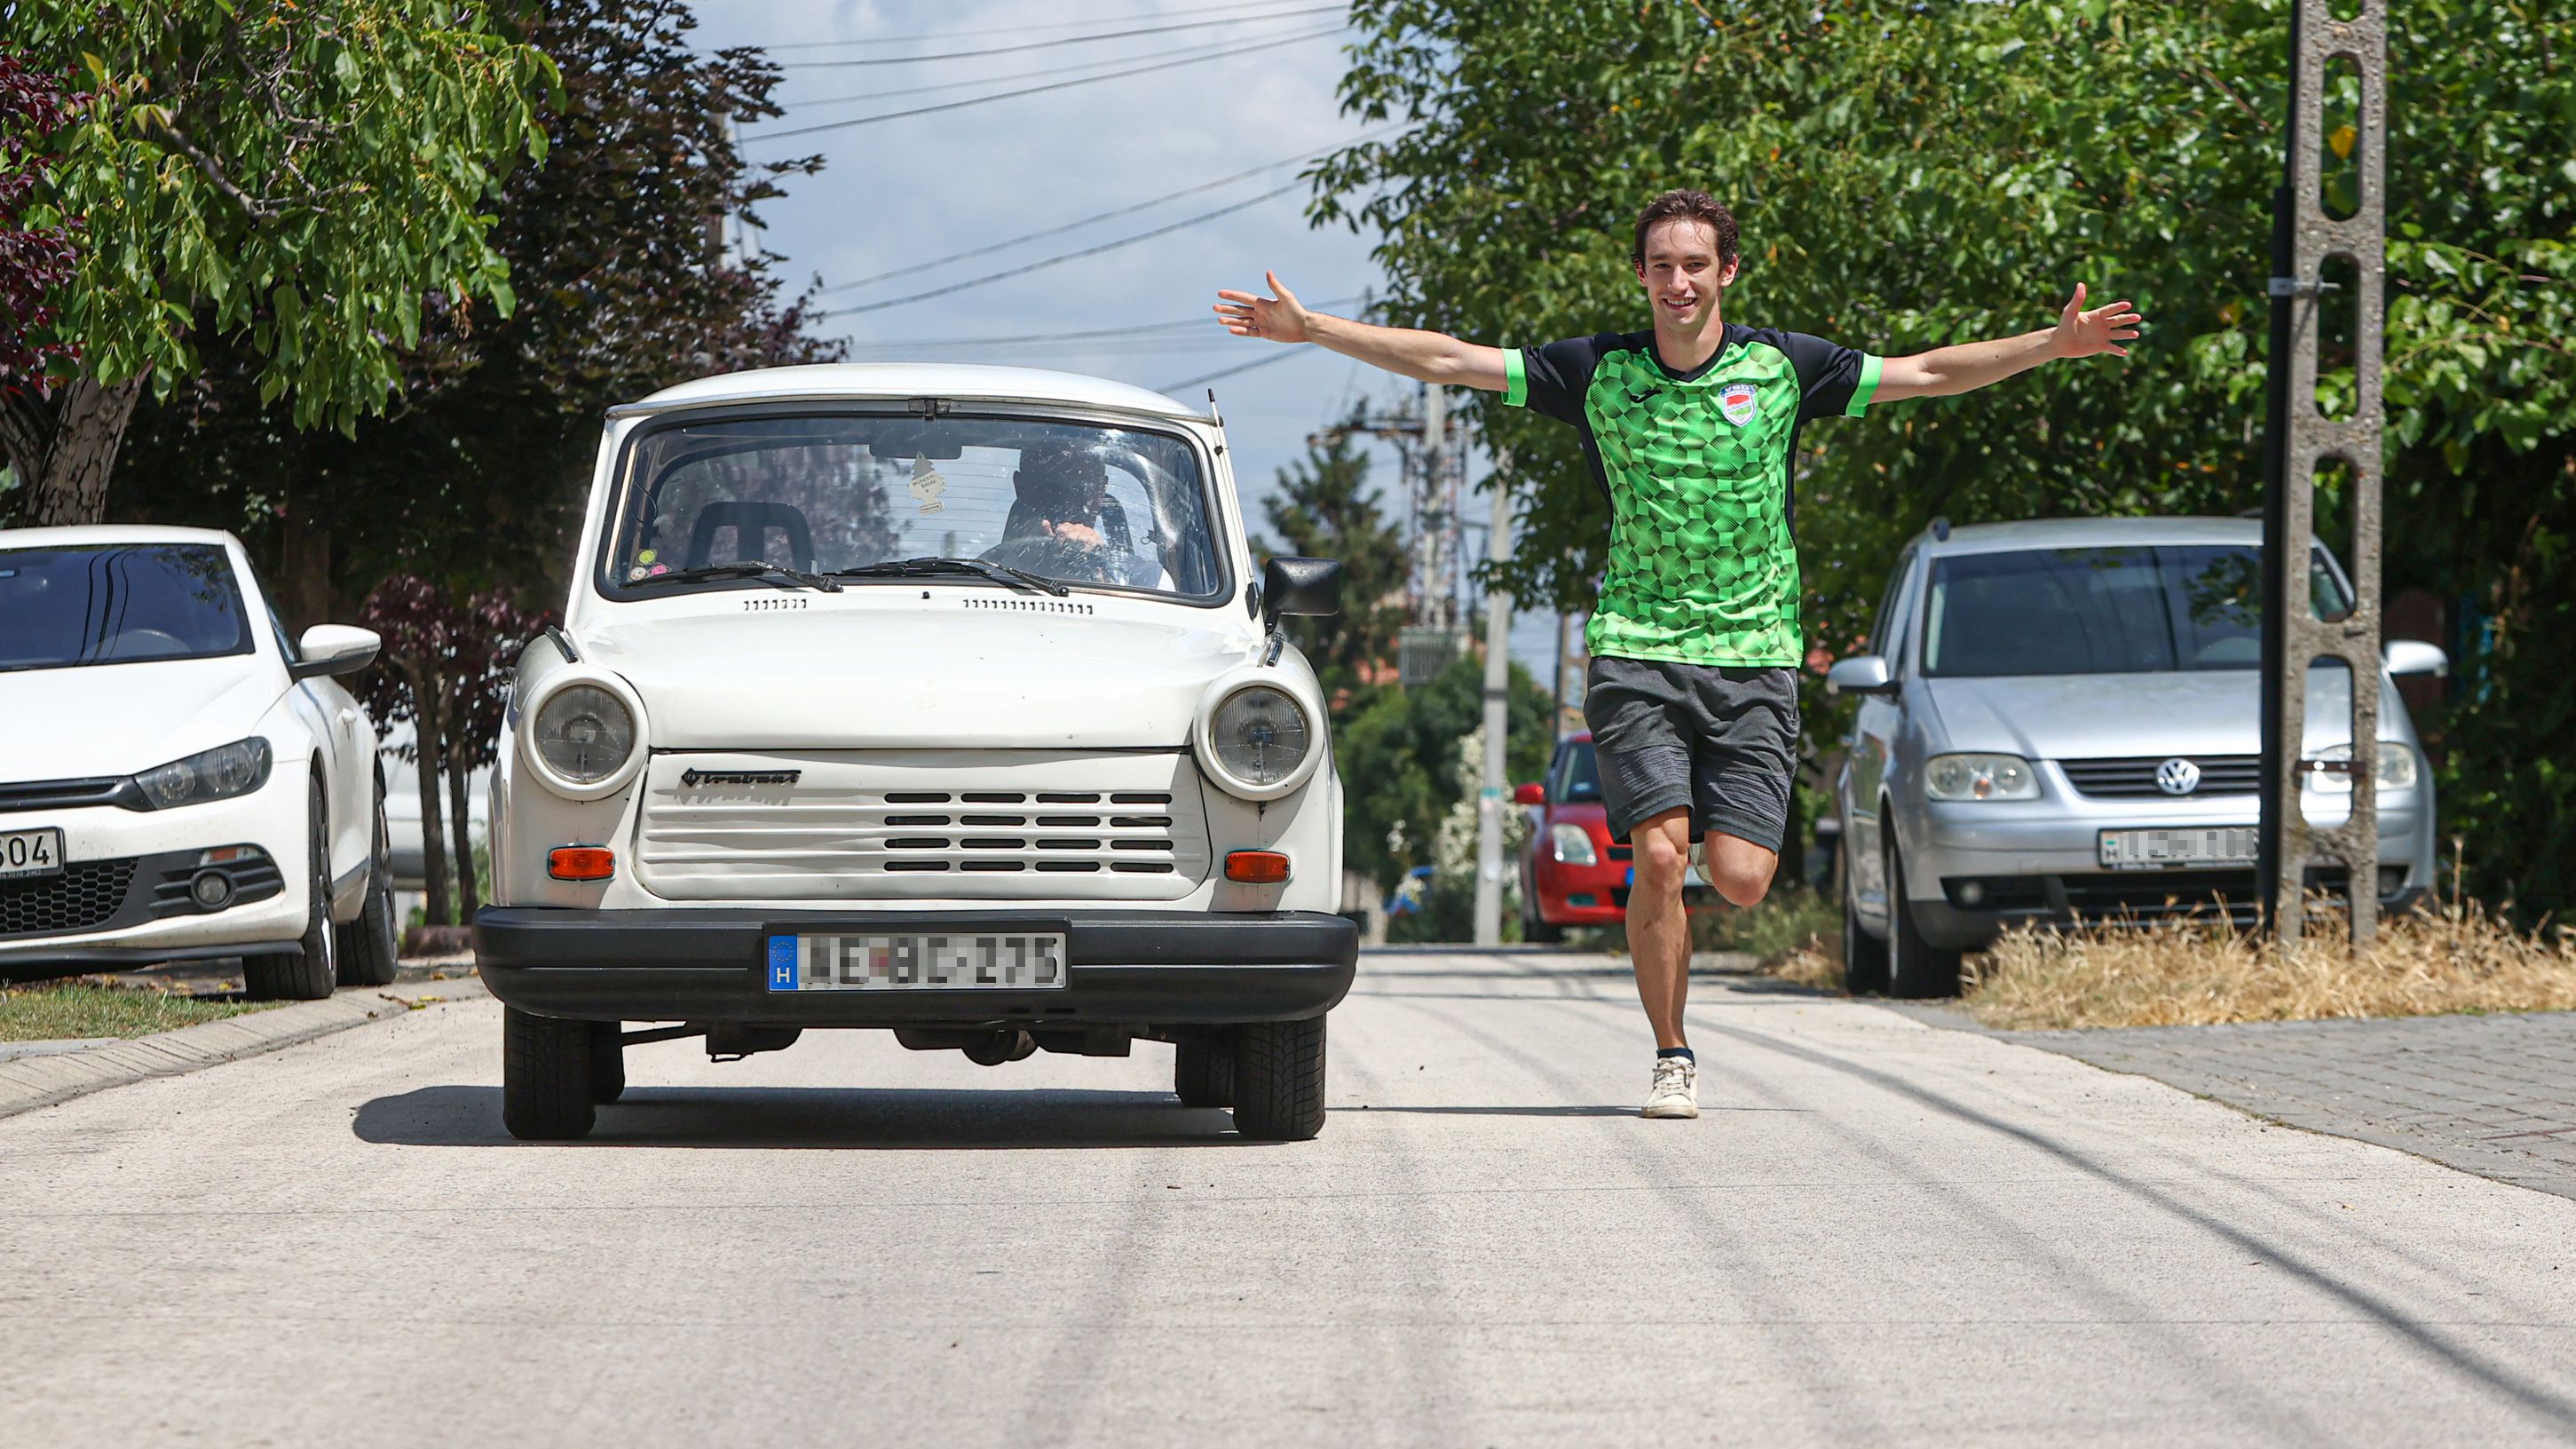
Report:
548,845,616,882
1223,850,1291,884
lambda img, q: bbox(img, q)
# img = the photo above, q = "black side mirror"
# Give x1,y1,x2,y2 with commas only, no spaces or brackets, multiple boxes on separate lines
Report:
1260,555,1342,633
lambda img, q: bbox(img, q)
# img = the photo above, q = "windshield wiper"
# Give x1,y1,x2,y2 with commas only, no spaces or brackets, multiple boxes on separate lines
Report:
628,561,842,593
827,557,1071,598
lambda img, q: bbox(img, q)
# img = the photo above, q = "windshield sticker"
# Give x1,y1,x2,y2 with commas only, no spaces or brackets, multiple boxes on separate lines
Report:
909,456,947,514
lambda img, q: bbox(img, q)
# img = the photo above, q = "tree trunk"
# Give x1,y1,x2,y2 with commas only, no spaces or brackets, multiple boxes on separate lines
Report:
406,664,452,928
12,376,148,527
280,487,336,630
447,725,480,922
1779,768,1807,891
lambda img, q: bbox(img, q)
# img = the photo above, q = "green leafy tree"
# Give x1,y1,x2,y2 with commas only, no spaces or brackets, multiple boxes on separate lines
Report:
0,3,555,527
1316,0,2576,913
1337,654,1553,892
1259,413,1410,701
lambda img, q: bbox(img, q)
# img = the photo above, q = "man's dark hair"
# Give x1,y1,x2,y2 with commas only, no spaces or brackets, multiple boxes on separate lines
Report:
1632,189,1740,270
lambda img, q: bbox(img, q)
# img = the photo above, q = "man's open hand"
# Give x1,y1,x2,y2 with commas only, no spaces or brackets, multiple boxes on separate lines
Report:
2054,283,2144,359
1213,271,1311,344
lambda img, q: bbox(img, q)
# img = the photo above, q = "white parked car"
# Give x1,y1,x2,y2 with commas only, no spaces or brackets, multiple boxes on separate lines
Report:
474,365,1356,1140
0,526,399,997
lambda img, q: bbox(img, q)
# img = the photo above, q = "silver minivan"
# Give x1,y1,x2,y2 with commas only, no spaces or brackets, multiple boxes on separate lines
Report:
1829,517,2447,997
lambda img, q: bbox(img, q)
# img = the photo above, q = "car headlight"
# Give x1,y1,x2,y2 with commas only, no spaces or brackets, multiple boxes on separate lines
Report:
133,738,272,809
1924,753,2039,802
1550,823,1598,866
1209,685,1310,788
2306,742,2417,793
533,684,636,786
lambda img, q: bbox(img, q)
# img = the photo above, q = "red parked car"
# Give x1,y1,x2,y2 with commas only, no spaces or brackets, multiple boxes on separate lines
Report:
1514,733,1630,942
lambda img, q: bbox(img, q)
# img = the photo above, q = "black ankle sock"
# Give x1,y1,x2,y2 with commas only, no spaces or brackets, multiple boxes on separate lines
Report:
1656,1046,1695,1063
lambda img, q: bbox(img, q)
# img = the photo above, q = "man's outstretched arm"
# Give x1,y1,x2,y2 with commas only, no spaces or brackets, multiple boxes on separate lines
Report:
1213,272,1513,392
1874,283,2143,402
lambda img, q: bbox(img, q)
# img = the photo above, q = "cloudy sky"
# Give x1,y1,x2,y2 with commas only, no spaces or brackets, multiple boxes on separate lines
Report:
688,0,1573,687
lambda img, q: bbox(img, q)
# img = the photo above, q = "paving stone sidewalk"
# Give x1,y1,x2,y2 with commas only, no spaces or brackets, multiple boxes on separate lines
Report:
1940,1008,2576,1200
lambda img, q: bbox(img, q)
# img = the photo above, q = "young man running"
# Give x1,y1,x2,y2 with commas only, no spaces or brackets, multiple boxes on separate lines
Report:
1214,188,2142,1118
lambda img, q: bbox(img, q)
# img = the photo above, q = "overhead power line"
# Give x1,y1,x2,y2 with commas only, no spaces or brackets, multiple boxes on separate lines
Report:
818,181,1308,316
786,28,1310,110
838,297,1367,351
777,4,1344,67
748,27,1344,139
817,130,1395,295
1158,347,1308,393
762,0,1329,50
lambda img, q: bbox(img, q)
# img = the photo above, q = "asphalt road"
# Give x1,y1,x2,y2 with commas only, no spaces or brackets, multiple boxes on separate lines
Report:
4,949,2573,1447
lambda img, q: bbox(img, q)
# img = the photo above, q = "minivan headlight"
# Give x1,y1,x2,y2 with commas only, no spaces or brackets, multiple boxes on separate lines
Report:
133,738,272,809
1207,685,1310,790
1924,753,2039,802
533,684,636,786
2306,742,2417,793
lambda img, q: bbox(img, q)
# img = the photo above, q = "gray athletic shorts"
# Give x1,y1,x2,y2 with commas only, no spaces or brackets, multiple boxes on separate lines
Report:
1582,657,1800,852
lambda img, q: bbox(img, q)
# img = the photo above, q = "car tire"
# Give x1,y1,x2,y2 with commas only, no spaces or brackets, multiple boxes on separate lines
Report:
503,1007,597,1140
589,1020,627,1105
1174,1031,1235,1108
336,786,401,988
1885,835,1963,999
244,786,339,1002
1521,904,1564,945
1839,825,1891,995
1231,1016,1326,1142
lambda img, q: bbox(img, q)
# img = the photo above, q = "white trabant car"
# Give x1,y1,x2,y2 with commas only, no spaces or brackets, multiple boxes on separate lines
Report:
474,365,1356,1141
0,525,399,997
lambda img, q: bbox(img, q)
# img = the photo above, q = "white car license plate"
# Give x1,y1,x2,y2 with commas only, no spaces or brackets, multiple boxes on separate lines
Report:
0,827,64,880
765,932,1067,992
2098,827,2257,871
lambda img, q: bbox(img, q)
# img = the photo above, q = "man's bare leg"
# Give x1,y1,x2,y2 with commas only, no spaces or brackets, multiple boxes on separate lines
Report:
1626,809,1695,1049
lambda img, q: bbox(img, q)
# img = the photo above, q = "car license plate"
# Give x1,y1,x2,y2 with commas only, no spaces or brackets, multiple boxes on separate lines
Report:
0,827,63,880
765,932,1067,992
2098,827,2257,871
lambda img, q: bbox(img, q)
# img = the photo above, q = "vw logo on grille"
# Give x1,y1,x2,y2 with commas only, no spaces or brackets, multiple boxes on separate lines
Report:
2155,757,2202,796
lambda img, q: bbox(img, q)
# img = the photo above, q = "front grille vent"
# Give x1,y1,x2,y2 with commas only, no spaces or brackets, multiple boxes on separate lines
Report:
1,859,138,936
2059,755,2262,798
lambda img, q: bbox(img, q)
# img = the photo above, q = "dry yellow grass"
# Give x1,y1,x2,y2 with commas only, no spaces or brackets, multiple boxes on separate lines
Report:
1963,903,2576,1030
1763,900,2576,1030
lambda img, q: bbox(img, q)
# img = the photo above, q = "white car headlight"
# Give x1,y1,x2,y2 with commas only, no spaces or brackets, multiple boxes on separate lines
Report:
1193,675,1324,801
1550,823,1597,866
2306,741,2417,793
534,684,636,784
133,737,272,809
1924,753,2039,802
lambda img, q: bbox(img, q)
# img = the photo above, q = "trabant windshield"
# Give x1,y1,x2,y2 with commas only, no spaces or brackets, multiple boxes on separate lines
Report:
1922,544,2354,677
0,543,253,674
605,414,1226,600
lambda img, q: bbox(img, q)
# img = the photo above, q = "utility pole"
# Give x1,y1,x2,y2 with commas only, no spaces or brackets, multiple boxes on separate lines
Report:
2259,0,2388,948
1420,383,1450,628
1472,456,1514,947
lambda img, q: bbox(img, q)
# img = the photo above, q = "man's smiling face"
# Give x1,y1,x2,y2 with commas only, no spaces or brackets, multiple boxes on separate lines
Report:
1634,217,1741,331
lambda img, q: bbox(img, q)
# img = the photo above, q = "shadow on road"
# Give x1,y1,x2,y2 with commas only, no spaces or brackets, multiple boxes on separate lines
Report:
1347,1104,1811,1117
352,1085,1264,1150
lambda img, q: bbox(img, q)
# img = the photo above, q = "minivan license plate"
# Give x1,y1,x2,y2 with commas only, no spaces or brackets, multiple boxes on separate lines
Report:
766,933,1067,992
0,827,63,880
2098,827,2257,871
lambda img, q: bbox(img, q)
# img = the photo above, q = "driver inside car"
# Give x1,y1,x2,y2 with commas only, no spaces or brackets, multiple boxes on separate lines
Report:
979,440,1135,587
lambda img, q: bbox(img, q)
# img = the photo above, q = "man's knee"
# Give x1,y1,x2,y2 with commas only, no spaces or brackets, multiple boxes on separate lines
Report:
1701,838,1779,908
1632,815,1691,891
1715,867,1774,909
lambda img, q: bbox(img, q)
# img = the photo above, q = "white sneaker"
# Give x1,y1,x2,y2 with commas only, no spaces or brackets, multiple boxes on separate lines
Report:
1643,1055,1699,1119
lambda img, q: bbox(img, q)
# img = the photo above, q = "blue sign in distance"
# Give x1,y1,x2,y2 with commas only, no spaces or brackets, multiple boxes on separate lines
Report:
766,935,798,992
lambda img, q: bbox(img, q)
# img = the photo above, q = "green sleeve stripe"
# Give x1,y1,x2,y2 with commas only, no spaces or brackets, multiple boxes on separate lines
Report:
1846,354,1883,416
1503,347,1529,408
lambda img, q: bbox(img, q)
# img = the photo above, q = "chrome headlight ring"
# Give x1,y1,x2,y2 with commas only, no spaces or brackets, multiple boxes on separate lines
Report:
1193,669,1325,802
516,669,649,801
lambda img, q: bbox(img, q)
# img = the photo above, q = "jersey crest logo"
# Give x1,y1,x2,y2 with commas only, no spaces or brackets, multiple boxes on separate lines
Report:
1719,383,1758,425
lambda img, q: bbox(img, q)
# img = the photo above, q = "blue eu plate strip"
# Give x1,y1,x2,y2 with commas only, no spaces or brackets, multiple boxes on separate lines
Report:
766,934,799,992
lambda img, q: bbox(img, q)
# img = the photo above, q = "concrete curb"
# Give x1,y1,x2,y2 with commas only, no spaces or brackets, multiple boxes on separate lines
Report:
0,978,490,1121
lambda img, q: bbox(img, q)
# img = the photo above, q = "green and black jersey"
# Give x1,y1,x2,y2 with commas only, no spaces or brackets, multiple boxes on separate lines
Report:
1505,324,1881,667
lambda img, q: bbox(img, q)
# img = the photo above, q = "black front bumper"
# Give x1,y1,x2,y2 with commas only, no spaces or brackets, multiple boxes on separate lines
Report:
472,907,1359,1027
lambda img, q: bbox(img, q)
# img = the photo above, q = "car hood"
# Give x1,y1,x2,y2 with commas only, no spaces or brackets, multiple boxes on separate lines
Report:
577,606,1260,749
0,658,281,782
1922,666,2390,759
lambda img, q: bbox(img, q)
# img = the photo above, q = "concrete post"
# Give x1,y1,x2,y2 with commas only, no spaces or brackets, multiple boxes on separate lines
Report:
1473,459,1514,946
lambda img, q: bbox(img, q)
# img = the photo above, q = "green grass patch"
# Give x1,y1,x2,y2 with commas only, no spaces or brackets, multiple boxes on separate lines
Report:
0,984,283,1042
